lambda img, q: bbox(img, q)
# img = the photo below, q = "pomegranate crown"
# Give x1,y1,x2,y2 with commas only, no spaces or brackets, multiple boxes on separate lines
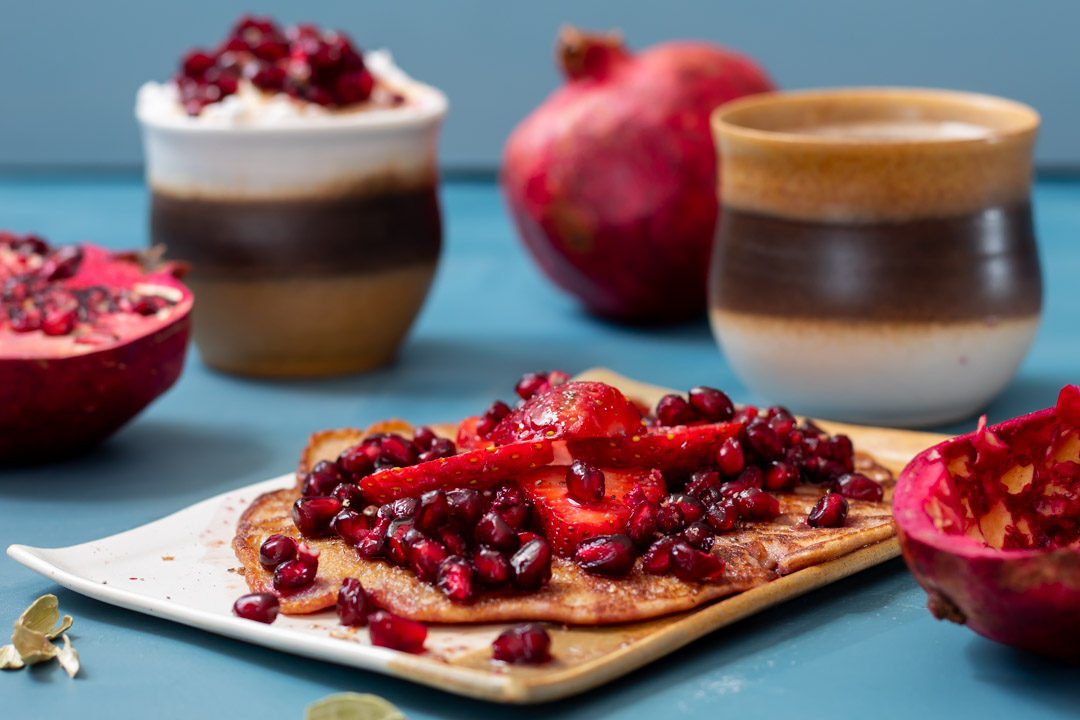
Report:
556,26,630,80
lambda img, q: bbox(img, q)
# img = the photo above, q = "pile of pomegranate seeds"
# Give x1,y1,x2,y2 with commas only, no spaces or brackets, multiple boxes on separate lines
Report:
0,232,177,337
175,15,400,116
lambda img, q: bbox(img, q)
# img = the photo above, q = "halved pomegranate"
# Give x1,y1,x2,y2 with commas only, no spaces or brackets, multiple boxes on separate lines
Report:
894,385,1080,661
0,234,192,462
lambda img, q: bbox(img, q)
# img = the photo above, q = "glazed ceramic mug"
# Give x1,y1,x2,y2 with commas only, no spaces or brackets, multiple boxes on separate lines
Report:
709,88,1041,426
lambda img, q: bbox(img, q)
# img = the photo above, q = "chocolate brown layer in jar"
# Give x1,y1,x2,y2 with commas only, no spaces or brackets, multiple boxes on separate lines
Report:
709,89,1042,426
137,51,449,377
150,183,441,376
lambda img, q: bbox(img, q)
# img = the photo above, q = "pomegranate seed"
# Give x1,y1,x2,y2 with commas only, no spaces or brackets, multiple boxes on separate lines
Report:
41,307,76,336
409,537,449,582
688,386,734,422
436,556,475,602
357,516,391,557
334,69,374,104
655,394,698,426
682,522,715,551
273,557,316,591
515,372,549,400
337,577,371,626
296,542,319,567
733,405,759,424
746,419,784,460
737,465,764,489
686,470,722,498
386,521,419,565
258,534,297,569
763,461,799,492
492,623,552,664
706,498,739,532
641,536,679,574
736,488,781,522
626,501,659,547
384,496,417,519
368,611,426,654
331,508,370,545
574,534,636,577
566,461,605,504
233,593,279,623
476,400,511,436
446,488,484,526
292,496,342,537
338,441,377,478
251,64,287,91
412,426,437,450
824,435,855,469
664,493,706,524
768,409,797,440
808,493,848,528
511,537,552,591
671,541,726,581
331,482,364,508
473,547,511,587
302,460,342,496
698,487,724,506
656,503,685,534
836,473,885,502
716,437,745,476
517,530,543,546
419,438,456,462
439,528,469,556
415,490,450,534
719,480,749,499
476,510,520,553
379,435,418,467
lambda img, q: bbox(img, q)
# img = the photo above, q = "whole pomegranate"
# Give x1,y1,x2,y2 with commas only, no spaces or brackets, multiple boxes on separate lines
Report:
0,233,192,462
502,27,775,322
894,385,1080,662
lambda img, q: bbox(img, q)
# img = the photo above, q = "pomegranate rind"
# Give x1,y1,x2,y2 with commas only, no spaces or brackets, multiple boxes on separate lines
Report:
893,391,1080,661
0,244,192,462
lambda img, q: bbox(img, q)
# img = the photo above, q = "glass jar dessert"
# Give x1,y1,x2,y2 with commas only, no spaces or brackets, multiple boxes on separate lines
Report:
136,17,448,377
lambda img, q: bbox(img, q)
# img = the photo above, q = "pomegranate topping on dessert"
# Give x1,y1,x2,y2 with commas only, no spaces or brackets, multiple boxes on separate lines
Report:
492,623,552,664
233,593,280,624
264,374,892,634
0,232,191,462
173,15,405,116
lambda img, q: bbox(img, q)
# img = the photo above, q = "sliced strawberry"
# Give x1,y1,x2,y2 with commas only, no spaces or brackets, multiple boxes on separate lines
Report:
519,466,666,557
565,422,740,473
455,415,487,451
360,441,554,504
489,381,644,445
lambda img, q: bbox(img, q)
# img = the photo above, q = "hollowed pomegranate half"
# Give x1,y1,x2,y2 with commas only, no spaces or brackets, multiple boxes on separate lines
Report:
894,385,1080,661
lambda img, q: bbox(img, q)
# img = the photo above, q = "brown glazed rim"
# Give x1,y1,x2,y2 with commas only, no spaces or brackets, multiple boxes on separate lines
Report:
711,87,1040,147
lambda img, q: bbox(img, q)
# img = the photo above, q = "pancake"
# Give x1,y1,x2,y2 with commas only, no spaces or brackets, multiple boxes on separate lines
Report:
233,423,895,624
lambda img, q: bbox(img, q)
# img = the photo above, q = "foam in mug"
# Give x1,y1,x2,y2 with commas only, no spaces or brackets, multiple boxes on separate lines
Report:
708,88,1042,427
136,48,449,377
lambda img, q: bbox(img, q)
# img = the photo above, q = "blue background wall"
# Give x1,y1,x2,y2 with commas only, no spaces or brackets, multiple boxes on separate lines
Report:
1,0,1077,169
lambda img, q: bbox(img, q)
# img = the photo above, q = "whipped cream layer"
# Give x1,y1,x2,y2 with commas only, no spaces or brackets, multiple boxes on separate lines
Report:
137,51,448,200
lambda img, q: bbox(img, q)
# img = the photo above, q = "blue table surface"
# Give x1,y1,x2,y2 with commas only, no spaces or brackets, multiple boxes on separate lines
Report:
2,173,1079,719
